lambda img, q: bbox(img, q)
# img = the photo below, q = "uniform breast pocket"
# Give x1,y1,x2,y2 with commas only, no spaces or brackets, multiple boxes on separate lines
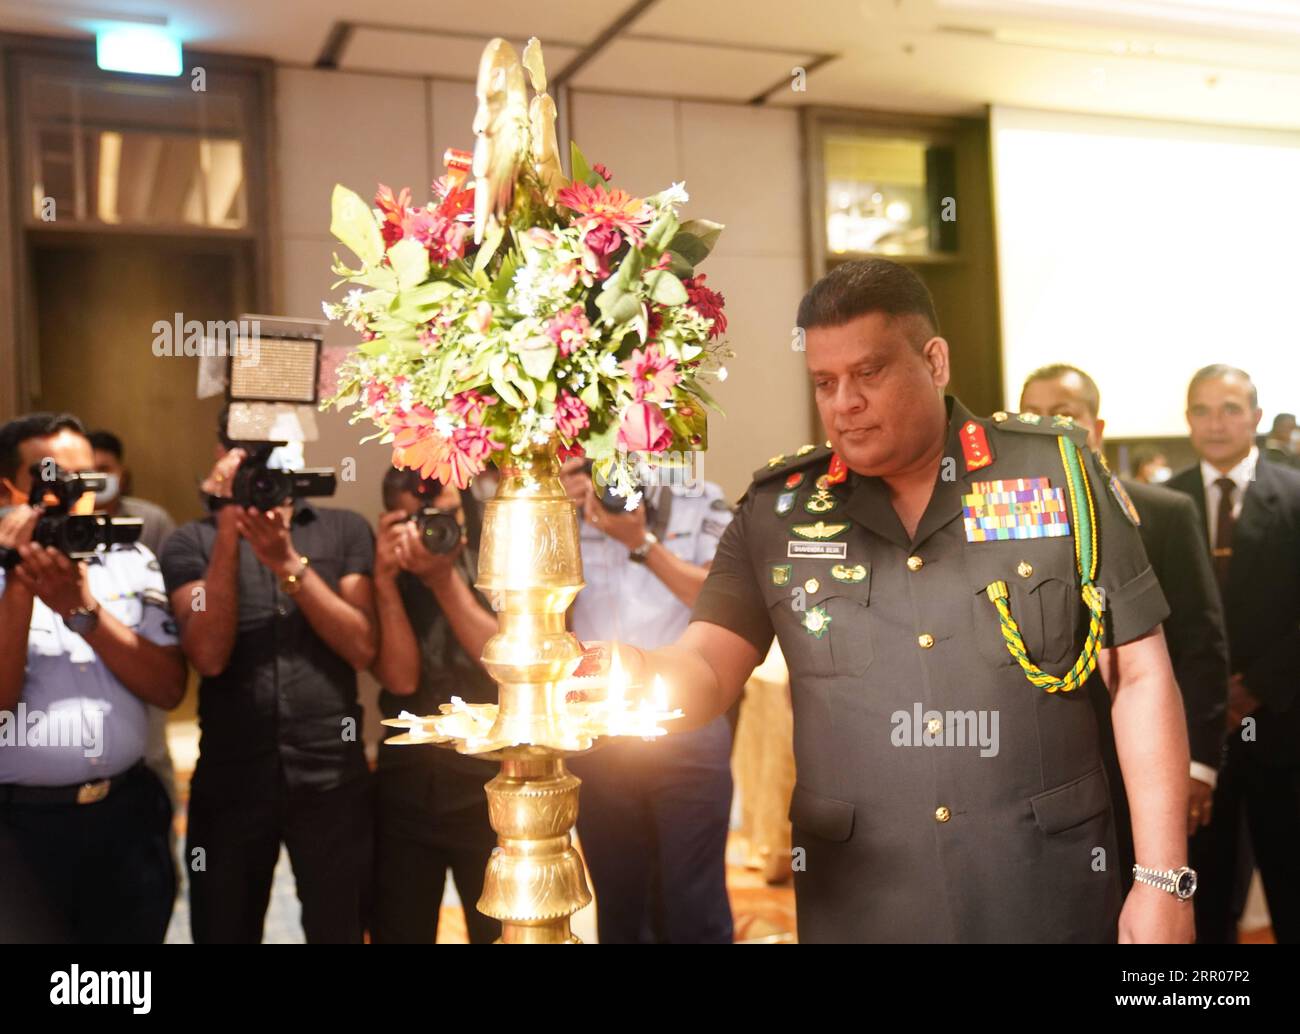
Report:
967,544,1079,673
764,560,874,678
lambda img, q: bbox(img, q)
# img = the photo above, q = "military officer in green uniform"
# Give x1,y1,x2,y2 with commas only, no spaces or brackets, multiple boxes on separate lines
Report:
594,258,1196,943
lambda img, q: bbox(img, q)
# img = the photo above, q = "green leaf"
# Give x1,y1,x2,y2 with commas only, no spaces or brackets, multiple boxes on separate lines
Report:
579,380,601,408
473,224,505,275
584,419,620,460
642,210,679,253
676,219,724,259
644,269,688,306
401,280,457,307
597,286,642,329
490,372,522,408
516,342,556,381
330,185,384,267
388,238,429,290
570,142,600,187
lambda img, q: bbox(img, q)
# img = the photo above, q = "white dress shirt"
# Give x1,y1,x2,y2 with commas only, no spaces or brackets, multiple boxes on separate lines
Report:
1200,445,1258,546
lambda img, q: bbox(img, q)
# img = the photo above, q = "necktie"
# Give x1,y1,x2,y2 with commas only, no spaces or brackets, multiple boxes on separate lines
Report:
1213,476,1236,592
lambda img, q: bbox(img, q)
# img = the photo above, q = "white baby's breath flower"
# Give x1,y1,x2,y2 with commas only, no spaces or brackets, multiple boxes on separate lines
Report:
717,365,729,382
623,490,643,512
433,414,455,438
659,181,689,207
597,352,620,377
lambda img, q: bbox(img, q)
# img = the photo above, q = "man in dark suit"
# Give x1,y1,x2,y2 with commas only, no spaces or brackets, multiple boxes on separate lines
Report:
1020,365,1230,887
1168,364,1300,944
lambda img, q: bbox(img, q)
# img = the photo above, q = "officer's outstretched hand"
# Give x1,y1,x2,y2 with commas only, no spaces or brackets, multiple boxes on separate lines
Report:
568,640,648,697
1118,884,1195,943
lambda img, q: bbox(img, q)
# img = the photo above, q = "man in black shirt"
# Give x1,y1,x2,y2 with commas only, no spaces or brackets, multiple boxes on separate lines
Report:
160,441,376,943
369,469,501,944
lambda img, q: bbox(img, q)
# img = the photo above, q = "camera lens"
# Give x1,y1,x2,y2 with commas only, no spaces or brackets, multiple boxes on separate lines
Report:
58,516,100,554
414,509,460,554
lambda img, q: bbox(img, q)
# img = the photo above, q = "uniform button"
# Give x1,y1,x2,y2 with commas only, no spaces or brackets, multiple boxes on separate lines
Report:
1017,560,1033,578
917,633,935,649
803,577,820,593
926,717,943,735
277,605,288,617
992,411,1009,423
906,555,924,572
935,806,951,823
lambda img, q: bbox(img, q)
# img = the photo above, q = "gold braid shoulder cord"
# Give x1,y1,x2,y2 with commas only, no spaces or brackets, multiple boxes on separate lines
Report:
983,436,1105,693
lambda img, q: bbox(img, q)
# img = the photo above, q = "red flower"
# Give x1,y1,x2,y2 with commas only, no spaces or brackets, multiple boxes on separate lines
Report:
556,181,653,245
684,274,727,339
580,224,624,281
544,305,593,357
557,441,585,463
592,163,612,182
432,175,475,223
375,184,411,248
617,401,673,454
554,391,590,439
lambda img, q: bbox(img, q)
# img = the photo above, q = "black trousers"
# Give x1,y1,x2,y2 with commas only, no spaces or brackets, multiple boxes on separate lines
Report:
370,761,500,944
0,763,175,944
186,772,372,944
571,716,734,944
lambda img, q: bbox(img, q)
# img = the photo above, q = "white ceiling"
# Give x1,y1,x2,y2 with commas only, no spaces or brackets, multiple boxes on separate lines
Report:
5,0,1300,128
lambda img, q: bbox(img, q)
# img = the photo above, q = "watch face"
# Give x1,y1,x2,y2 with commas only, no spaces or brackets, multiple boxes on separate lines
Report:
1176,869,1198,899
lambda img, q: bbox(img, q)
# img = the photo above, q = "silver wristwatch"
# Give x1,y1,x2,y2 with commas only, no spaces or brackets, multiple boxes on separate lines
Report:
1132,864,1198,900
629,531,658,563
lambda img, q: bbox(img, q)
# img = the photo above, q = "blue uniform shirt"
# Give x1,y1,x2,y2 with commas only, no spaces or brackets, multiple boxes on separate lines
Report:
0,545,178,787
571,482,734,649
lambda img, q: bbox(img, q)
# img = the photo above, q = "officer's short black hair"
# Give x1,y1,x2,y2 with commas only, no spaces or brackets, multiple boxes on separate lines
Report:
796,258,939,348
1022,363,1102,418
0,412,87,481
88,430,124,459
1269,412,1296,434
1188,364,1258,409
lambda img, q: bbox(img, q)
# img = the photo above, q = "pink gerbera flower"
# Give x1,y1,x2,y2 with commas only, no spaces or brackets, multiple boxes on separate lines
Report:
544,305,593,357
400,207,470,265
556,182,653,245
622,344,680,403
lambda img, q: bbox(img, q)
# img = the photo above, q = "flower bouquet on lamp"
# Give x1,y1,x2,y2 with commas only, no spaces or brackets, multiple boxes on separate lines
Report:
320,36,729,943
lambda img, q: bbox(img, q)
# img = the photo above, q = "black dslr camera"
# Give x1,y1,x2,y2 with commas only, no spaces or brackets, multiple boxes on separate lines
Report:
410,507,462,554
0,464,142,570
581,459,645,514
226,444,337,511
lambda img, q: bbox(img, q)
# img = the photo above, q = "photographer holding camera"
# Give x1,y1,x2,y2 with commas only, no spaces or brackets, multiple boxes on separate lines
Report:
0,413,185,943
159,420,377,943
560,457,736,944
369,468,501,944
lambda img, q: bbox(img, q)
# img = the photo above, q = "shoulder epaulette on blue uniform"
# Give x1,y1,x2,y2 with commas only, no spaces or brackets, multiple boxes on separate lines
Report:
752,441,834,485
987,410,1089,447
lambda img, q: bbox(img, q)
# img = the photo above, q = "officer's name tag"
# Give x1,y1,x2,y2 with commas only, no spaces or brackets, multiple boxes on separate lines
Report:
787,541,848,559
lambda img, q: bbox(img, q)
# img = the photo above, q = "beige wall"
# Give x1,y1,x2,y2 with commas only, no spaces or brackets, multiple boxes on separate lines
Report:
274,69,812,517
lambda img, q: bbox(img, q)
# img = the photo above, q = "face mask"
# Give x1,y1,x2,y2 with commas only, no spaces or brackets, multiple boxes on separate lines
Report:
1149,466,1172,484
95,472,121,506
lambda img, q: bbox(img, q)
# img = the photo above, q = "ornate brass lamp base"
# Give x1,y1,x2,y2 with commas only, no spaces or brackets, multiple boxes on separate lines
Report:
479,747,590,944
381,442,679,943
